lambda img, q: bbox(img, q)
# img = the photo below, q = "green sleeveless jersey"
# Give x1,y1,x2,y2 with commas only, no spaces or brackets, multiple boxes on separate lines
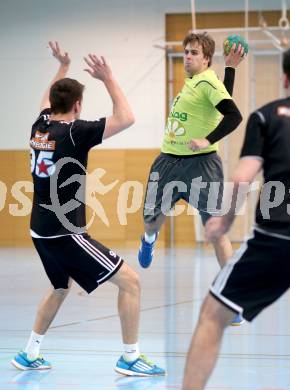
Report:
161,68,232,155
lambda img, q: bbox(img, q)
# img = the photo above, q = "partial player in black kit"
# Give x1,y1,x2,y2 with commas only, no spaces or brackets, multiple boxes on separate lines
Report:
11,41,165,377
182,49,290,390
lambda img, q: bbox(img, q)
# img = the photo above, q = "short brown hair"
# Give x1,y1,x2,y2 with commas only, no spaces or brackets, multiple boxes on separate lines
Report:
283,49,290,79
49,78,85,114
183,32,215,67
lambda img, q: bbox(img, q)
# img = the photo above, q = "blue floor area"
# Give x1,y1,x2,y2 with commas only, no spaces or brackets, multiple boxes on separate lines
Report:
1,247,290,389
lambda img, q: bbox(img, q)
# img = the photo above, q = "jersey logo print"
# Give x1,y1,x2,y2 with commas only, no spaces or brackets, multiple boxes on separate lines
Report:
35,132,49,140
165,119,186,139
277,106,290,118
30,131,56,151
37,159,50,175
31,149,56,178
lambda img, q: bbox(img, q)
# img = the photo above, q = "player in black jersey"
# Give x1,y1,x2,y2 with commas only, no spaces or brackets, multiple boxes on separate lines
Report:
182,49,290,390
11,41,165,377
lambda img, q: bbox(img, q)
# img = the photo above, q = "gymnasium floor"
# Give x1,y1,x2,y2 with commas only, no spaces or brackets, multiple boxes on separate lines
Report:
0,246,290,390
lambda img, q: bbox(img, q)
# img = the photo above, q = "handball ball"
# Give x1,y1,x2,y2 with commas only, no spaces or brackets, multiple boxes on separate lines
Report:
223,34,249,55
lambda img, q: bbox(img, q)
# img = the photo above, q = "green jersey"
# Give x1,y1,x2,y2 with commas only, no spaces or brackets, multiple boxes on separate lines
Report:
161,68,232,155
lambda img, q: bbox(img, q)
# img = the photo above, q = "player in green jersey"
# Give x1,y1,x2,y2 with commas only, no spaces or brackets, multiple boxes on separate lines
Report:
138,32,245,325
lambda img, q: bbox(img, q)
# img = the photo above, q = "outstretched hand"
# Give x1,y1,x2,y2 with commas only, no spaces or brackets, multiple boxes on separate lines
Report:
48,41,71,66
84,54,112,81
224,43,246,68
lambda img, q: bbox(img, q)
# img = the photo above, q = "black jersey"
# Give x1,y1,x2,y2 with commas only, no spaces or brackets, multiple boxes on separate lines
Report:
30,108,106,237
240,97,290,235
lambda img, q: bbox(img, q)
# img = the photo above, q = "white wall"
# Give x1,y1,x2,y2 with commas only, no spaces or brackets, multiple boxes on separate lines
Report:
0,0,283,149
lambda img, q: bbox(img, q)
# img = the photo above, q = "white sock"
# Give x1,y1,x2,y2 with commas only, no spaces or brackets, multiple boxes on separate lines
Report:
24,331,44,360
123,343,140,362
144,232,156,244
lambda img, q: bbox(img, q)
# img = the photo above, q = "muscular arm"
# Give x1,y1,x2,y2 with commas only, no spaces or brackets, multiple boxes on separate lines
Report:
205,111,265,241
205,158,262,241
223,67,235,96
205,99,242,144
102,76,135,139
223,42,245,96
40,42,71,112
226,158,263,224
206,44,245,141
84,54,134,139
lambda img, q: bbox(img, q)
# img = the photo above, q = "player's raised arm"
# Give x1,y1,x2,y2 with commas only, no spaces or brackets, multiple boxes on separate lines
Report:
40,41,71,112
84,54,134,139
205,157,262,242
223,43,245,96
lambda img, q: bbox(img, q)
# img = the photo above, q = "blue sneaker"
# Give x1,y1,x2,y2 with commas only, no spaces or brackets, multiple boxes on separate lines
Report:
11,351,52,371
138,235,157,268
230,313,245,326
115,354,165,376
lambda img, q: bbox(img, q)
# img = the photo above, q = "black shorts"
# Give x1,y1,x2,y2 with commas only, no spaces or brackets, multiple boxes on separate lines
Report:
143,152,224,225
32,233,124,294
210,229,290,321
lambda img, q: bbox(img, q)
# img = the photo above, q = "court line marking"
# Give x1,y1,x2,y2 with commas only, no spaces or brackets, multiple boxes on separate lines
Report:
49,299,196,329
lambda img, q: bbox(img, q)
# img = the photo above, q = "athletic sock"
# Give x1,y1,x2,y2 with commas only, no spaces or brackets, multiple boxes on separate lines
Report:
122,343,140,362
24,331,45,360
144,232,156,244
